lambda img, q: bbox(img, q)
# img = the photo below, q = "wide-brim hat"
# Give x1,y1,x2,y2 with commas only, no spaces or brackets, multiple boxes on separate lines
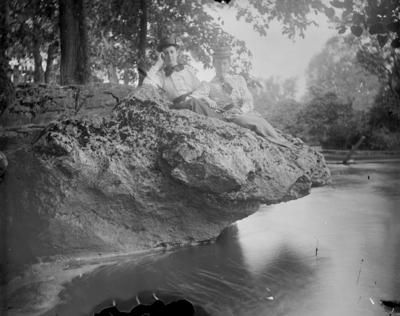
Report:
157,37,180,52
212,46,232,58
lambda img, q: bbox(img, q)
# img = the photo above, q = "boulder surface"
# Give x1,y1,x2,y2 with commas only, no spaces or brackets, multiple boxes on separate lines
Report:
0,83,331,269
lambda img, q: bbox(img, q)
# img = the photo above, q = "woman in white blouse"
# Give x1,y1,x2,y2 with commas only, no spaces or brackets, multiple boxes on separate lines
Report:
143,37,220,119
191,47,294,148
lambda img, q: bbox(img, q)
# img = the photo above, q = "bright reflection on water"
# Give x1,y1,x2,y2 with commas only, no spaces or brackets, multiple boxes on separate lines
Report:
45,163,400,316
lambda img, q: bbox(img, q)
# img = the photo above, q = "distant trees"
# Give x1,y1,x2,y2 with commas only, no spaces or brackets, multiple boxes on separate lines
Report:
249,76,299,116
252,30,399,150
328,0,400,137
304,36,380,111
0,0,60,83
268,99,304,137
248,76,304,139
297,92,368,148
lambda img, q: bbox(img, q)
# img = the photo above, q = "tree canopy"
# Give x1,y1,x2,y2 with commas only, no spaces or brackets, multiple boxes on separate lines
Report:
304,35,380,111
1,0,398,86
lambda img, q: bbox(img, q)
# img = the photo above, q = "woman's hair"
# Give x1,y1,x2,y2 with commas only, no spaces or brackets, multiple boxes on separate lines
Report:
212,56,231,65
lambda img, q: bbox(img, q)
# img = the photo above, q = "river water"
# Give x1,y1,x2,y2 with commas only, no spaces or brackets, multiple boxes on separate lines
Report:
44,163,400,316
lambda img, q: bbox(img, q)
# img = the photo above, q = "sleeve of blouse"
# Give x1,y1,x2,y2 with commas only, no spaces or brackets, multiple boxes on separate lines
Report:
143,64,163,87
185,65,201,90
239,76,254,113
190,81,211,99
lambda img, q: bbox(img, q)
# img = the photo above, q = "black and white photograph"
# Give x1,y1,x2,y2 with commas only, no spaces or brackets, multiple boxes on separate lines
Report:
1,0,400,315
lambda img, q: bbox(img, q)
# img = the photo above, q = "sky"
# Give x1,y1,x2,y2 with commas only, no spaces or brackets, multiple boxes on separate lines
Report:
193,3,338,99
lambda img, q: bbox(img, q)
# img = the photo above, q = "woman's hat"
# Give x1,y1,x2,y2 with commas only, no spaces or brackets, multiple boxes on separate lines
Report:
157,37,180,52
212,46,232,58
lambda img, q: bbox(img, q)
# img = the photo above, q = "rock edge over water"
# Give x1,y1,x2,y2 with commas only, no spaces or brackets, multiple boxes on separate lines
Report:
0,83,331,267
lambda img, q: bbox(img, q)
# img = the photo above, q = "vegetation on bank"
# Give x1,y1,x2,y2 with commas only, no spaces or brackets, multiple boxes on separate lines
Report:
250,33,400,151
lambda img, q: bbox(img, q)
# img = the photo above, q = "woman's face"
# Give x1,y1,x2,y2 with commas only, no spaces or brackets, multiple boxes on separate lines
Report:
213,58,230,78
161,46,178,66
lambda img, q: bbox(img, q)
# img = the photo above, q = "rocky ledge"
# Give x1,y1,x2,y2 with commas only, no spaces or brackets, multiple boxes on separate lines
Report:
0,83,331,272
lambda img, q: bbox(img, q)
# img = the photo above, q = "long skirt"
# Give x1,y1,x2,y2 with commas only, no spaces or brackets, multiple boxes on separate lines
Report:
225,111,294,148
170,98,221,119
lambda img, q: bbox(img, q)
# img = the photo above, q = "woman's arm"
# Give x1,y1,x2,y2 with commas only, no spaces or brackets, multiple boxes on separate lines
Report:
143,53,164,87
238,76,254,113
190,81,218,109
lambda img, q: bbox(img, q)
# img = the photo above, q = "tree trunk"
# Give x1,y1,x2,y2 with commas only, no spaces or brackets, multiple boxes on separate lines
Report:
44,43,56,84
13,66,20,84
137,0,147,86
100,32,119,84
107,64,119,84
123,69,130,85
0,0,11,69
32,0,44,83
59,0,91,85
32,44,44,83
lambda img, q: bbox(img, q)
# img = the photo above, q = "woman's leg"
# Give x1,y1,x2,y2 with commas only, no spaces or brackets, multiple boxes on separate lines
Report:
171,98,221,119
229,114,294,147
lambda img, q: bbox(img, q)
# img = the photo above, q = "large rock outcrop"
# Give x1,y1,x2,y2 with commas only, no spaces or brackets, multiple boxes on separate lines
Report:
0,83,330,269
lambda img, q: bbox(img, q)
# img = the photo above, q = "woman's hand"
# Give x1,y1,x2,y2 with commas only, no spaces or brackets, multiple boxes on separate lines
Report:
155,52,164,68
198,96,218,109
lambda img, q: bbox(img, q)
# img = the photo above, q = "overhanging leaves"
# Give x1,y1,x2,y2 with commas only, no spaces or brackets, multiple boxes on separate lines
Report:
350,25,363,37
391,38,400,49
377,35,388,48
325,7,335,18
369,23,386,35
352,13,365,26
387,21,400,33
330,0,344,9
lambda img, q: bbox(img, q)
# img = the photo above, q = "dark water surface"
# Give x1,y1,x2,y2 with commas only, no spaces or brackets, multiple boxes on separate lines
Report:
45,163,400,316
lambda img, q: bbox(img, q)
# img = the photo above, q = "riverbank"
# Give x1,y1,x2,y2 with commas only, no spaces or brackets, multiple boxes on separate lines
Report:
316,148,400,164
0,257,122,316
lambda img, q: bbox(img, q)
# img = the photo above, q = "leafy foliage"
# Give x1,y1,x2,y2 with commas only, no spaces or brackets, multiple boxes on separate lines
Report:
249,76,298,116
327,0,400,49
85,0,256,84
248,76,304,138
5,0,378,84
268,99,304,137
365,85,400,149
297,92,366,148
0,0,59,82
356,33,400,91
231,0,322,39
304,35,380,111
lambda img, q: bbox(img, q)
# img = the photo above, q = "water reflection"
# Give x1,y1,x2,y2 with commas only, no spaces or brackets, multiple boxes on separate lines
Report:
44,163,400,316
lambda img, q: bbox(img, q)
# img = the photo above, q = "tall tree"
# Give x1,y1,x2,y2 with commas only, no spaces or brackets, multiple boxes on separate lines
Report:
137,0,147,85
0,0,11,69
0,0,59,83
356,34,400,115
304,35,380,111
328,0,400,113
59,0,91,85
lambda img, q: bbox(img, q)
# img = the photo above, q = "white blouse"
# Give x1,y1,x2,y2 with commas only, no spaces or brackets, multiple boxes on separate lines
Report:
143,64,201,101
191,74,254,117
